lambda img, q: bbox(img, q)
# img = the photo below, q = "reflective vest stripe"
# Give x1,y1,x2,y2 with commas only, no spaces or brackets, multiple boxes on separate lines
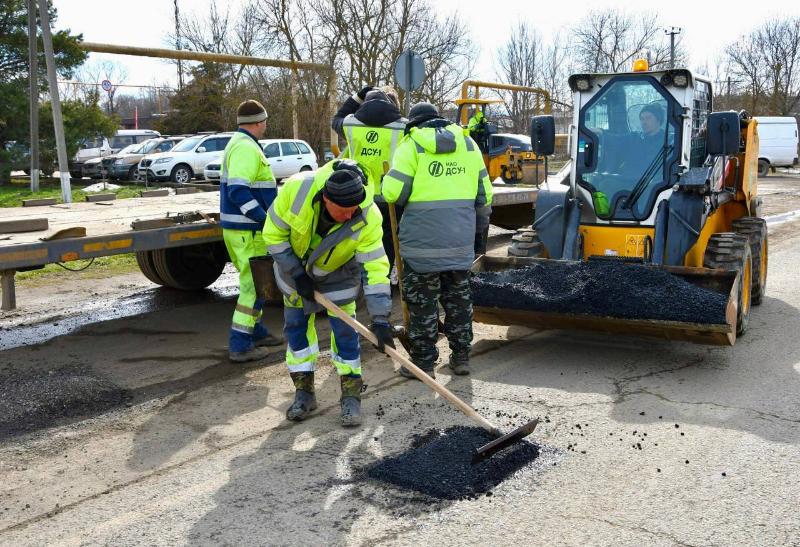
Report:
404,199,476,210
221,213,259,224
291,176,316,215
240,199,260,214
268,206,290,230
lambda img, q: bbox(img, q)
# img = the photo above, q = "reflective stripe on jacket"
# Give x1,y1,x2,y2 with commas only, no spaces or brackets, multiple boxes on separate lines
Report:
220,130,277,230
263,166,391,319
382,121,493,273
341,115,405,199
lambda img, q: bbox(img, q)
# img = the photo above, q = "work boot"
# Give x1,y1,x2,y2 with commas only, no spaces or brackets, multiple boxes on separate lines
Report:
448,352,470,376
398,364,435,380
229,346,271,364
286,372,317,421
254,333,285,347
340,375,363,427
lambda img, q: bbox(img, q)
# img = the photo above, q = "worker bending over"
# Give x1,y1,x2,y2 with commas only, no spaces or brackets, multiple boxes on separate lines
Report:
332,85,407,273
383,102,493,378
221,100,283,363
264,160,394,426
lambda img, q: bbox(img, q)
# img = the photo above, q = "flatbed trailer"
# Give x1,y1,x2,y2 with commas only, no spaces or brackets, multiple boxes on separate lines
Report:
0,184,538,311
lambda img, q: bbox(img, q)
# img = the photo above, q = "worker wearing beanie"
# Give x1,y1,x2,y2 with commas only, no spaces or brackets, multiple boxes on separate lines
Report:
221,99,283,363
382,102,493,378
264,160,394,426
331,85,407,274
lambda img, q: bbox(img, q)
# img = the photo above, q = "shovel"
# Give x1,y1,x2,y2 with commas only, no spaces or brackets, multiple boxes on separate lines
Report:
314,290,539,464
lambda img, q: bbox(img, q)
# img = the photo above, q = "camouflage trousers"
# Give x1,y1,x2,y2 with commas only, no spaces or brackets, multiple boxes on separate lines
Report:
401,263,473,369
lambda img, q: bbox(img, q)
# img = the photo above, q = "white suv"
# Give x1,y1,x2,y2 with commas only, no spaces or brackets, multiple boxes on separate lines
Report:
138,133,232,183
260,139,318,180
203,138,318,182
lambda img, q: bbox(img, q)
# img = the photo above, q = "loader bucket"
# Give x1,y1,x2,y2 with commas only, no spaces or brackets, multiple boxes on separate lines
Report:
471,256,738,346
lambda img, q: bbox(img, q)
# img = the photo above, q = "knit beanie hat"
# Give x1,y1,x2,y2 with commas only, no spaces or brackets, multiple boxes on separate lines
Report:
237,100,268,124
405,102,441,132
324,168,366,207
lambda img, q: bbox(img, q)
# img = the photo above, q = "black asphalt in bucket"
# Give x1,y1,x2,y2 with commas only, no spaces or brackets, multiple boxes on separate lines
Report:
367,426,547,500
471,261,728,325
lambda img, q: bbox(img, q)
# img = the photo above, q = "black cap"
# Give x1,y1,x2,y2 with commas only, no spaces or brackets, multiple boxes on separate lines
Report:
324,169,366,207
408,102,440,124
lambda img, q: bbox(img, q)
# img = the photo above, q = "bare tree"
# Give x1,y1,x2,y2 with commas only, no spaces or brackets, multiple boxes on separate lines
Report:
572,10,684,73
494,22,544,132
173,0,184,89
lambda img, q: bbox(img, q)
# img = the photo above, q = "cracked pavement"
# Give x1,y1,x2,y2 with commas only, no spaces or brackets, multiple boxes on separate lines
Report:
0,221,799,546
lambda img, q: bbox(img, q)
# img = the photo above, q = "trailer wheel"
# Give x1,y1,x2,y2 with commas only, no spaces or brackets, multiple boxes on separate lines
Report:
136,251,166,286
508,227,546,258
704,233,752,336
152,243,227,290
733,217,768,305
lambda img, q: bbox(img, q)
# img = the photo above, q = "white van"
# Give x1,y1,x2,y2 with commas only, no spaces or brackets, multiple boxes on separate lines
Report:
70,129,161,178
755,117,798,176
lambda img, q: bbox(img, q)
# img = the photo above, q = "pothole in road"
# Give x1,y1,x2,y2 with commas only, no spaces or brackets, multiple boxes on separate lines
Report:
366,426,560,501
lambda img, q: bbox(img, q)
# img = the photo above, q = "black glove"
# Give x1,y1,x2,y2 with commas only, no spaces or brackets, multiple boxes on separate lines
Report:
356,86,374,101
292,271,315,301
370,321,395,352
474,228,488,255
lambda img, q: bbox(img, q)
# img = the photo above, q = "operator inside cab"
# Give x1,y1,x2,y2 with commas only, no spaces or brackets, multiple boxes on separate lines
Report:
467,108,488,152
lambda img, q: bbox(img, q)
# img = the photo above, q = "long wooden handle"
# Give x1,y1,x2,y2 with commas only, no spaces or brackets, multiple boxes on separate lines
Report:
387,203,410,327
314,291,500,435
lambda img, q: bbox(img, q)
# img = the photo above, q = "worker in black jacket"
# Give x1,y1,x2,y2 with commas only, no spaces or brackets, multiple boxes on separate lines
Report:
332,86,407,277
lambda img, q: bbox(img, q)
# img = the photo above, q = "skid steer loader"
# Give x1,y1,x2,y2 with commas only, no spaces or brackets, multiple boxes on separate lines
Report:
475,59,767,345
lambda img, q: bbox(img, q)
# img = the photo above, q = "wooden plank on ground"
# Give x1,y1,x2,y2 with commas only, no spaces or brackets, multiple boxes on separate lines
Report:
0,218,49,234
85,193,117,202
22,198,58,207
140,189,170,198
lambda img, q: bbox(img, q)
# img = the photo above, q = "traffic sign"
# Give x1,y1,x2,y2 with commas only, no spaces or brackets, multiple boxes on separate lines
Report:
394,51,425,92
101,79,113,92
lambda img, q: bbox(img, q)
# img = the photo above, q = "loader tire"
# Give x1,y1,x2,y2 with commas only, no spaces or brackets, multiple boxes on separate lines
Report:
732,217,768,305
152,243,227,290
508,227,546,258
136,250,166,286
703,233,752,336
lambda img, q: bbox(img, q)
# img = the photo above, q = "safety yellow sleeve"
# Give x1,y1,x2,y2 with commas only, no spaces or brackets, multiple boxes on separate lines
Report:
263,180,303,276
381,139,417,205
356,210,391,320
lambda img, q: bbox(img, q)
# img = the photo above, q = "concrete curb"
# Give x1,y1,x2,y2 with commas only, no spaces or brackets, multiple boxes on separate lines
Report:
765,209,800,226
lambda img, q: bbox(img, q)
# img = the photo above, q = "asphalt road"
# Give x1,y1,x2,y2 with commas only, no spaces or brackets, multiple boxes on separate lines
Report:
1,206,799,545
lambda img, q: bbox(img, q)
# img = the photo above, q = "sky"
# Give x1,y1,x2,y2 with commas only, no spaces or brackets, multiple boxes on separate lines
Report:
52,0,799,94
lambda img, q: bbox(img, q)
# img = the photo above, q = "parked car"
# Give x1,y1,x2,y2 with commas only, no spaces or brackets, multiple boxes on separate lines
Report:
83,143,143,179
138,133,232,183
203,160,222,181
105,137,185,181
259,139,318,179
70,129,161,178
754,116,799,176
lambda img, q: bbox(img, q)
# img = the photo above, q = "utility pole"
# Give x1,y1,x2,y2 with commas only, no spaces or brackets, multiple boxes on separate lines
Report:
173,0,184,90
37,0,71,202
664,27,682,69
27,0,39,192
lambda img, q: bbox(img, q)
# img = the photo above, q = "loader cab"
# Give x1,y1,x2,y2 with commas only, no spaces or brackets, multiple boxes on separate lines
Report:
569,66,712,224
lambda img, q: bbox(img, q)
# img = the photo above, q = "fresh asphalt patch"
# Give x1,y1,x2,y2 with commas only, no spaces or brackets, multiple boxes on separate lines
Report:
366,426,559,501
471,261,728,324
0,366,130,440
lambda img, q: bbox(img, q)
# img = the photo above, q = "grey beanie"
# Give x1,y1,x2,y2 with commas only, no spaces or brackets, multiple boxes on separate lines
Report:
237,100,268,124
324,169,366,207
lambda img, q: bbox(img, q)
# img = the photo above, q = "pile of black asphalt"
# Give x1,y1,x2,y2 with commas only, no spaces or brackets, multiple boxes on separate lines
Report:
367,426,545,500
0,366,130,439
471,261,728,325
